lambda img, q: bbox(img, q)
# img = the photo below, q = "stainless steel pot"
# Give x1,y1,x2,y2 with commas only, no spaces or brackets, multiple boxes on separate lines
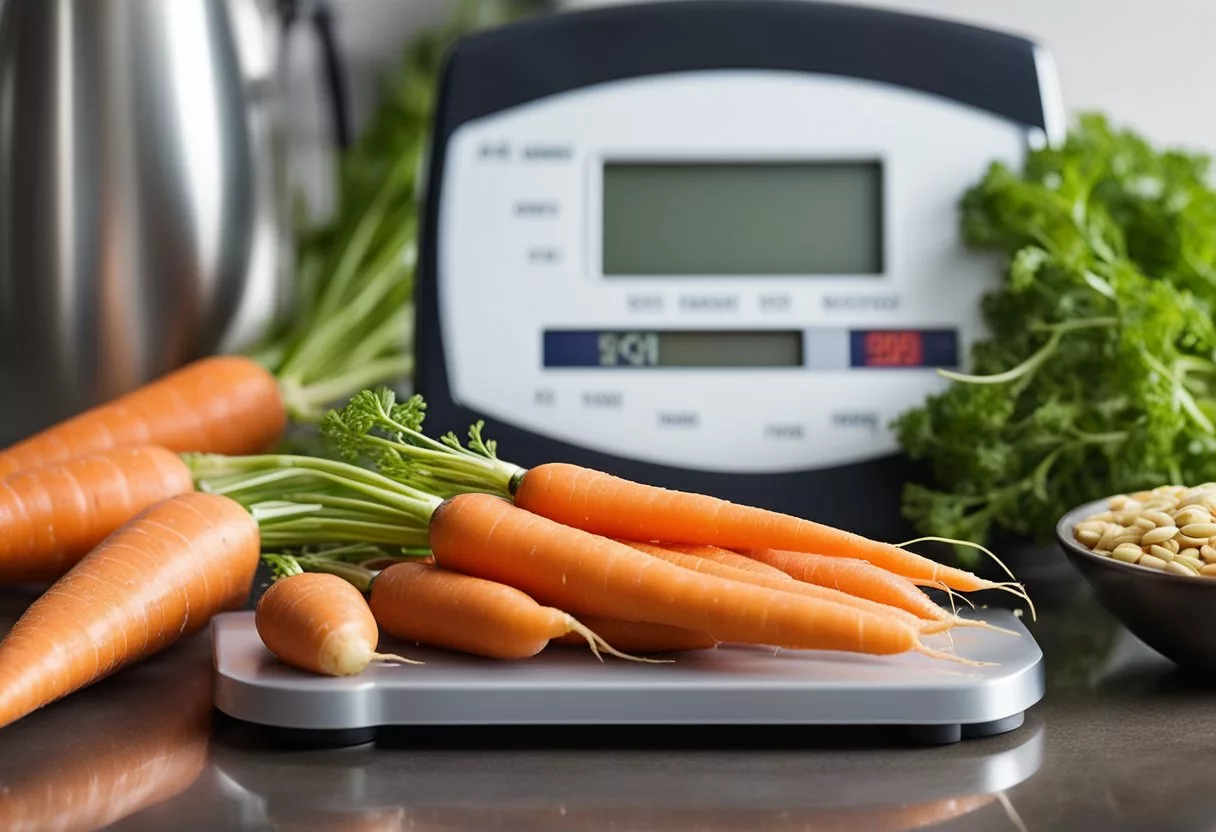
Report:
0,0,343,442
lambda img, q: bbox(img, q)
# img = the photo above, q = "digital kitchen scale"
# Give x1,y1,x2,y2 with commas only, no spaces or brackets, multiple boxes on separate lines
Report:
415,0,1064,539
212,609,1044,746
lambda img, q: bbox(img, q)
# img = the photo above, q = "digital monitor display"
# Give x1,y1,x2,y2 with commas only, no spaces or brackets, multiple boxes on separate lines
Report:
601,161,883,276
543,328,959,370
544,330,804,368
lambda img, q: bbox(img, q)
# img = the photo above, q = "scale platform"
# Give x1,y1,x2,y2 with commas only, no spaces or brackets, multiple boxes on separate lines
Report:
212,609,1043,746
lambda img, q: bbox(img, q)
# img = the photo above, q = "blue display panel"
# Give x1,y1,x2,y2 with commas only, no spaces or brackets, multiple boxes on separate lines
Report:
544,330,804,368
543,329,959,369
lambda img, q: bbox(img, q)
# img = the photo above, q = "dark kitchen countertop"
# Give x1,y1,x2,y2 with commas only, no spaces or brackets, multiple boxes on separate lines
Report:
1,550,1212,832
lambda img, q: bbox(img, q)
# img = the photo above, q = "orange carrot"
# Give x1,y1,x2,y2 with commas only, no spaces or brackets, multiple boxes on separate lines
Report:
659,543,791,579
0,647,211,832
625,542,951,635
513,462,1014,595
741,547,961,624
256,573,414,676
429,494,962,659
551,616,718,653
0,491,259,729
398,793,999,832
0,356,284,478
368,561,632,660
0,446,194,583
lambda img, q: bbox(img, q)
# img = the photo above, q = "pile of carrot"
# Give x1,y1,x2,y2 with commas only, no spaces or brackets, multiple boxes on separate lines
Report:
0,377,1030,728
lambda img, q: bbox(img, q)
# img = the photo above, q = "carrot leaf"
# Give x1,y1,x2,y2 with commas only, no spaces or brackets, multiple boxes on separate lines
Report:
320,387,522,498
441,420,498,460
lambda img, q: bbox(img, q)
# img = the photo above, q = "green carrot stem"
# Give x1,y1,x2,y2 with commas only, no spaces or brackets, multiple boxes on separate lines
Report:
258,492,415,521
289,355,414,419
277,253,411,389
185,453,442,515
290,555,377,593
258,518,429,549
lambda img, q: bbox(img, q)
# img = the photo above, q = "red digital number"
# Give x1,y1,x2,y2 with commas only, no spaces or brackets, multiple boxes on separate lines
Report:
864,331,924,367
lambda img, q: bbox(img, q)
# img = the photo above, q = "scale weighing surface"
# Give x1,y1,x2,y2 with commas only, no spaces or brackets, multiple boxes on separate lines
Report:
213,609,1043,746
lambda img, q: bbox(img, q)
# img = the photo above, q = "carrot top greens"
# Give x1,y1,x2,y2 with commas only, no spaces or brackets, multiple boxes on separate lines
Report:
186,452,439,549
184,388,522,550
319,388,524,498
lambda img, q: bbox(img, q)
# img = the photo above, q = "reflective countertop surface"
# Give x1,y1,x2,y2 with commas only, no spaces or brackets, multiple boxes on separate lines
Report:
1,551,1211,832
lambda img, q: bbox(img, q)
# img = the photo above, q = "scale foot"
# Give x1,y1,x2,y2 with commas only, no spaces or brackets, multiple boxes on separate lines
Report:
962,712,1025,739
902,712,1026,745
216,710,379,749
903,724,962,745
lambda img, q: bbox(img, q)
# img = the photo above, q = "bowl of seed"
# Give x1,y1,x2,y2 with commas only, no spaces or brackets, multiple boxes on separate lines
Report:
1058,484,1216,673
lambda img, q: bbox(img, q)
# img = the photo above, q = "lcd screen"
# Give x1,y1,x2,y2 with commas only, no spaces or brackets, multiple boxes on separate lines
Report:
544,330,804,368
602,161,883,275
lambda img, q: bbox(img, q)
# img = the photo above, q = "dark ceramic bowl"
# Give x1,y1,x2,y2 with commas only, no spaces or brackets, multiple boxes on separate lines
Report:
1057,498,1216,675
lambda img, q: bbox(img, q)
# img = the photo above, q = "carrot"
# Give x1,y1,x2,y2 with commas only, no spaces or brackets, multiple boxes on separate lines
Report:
740,547,963,624
660,543,791,579
256,572,416,676
551,616,718,653
0,356,284,479
0,445,195,583
513,462,1022,598
624,541,952,635
429,493,967,660
399,793,999,832
0,491,259,729
367,561,636,661
0,648,211,832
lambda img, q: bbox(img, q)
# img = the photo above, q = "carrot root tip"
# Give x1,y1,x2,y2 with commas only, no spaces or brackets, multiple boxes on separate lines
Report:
988,582,1038,622
930,582,977,610
898,536,1037,619
952,619,1021,638
915,644,998,668
896,534,1019,582
566,618,673,665
371,651,424,666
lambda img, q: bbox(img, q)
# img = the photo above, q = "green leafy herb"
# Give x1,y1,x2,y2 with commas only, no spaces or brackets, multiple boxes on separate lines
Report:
895,114,1216,558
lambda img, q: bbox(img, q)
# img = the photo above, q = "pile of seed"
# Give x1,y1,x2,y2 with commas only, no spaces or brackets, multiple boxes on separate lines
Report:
1073,485,1216,576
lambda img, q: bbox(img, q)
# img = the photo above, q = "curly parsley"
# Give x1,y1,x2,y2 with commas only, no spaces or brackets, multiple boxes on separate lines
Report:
896,115,1216,556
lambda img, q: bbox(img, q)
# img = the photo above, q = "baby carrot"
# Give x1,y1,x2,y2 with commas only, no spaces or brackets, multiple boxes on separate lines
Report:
256,573,414,676
0,446,194,583
0,356,284,478
429,493,963,659
0,491,260,729
368,561,631,660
